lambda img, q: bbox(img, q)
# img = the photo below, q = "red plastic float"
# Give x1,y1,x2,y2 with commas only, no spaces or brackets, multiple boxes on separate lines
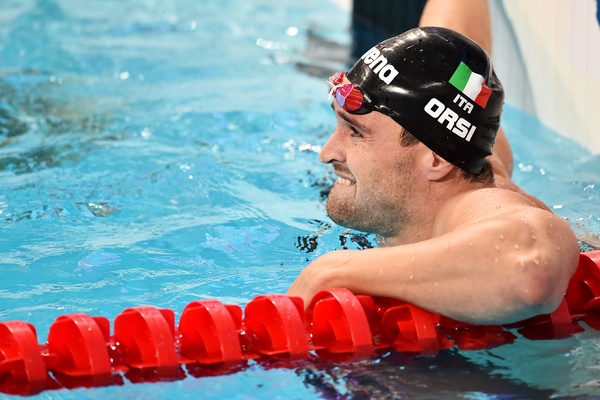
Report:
307,289,374,356
244,295,308,359
565,250,600,329
178,300,243,365
112,306,181,381
379,301,452,355
0,250,598,395
0,321,48,395
45,314,113,387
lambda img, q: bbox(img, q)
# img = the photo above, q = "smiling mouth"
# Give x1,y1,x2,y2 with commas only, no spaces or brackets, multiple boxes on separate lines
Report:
336,177,354,186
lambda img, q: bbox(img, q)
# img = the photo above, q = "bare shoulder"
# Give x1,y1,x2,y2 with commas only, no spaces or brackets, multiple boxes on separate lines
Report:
433,183,579,278
434,182,558,235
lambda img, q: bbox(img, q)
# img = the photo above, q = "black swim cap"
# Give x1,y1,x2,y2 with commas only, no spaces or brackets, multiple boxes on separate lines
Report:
347,27,504,174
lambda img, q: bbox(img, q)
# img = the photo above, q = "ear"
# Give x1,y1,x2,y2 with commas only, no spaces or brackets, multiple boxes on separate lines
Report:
422,151,456,181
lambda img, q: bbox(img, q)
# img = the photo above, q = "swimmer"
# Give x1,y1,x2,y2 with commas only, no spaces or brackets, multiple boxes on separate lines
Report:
287,0,580,325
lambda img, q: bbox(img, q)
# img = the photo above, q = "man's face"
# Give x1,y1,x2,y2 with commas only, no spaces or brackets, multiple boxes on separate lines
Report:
320,102,418,237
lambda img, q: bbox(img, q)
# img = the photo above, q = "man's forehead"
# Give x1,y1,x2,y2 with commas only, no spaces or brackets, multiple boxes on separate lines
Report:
331,102,370,131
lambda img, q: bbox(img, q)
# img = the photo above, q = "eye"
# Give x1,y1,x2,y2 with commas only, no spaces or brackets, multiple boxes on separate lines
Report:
349,125,363,138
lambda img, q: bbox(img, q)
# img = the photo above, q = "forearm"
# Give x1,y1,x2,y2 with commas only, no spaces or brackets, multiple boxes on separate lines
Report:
319,243,552,324
419,0,492,55
288,213,579,324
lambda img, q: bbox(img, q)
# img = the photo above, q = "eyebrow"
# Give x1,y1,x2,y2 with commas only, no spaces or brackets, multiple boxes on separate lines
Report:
331,103,373,135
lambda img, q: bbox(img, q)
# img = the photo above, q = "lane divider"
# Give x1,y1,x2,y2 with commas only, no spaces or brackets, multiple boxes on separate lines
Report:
1,250,599,395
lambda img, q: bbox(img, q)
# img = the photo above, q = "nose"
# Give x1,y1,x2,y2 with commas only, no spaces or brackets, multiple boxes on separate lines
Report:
319,126,346,164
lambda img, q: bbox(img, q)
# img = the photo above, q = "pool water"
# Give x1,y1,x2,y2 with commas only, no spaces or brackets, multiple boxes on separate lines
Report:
1,0,600,399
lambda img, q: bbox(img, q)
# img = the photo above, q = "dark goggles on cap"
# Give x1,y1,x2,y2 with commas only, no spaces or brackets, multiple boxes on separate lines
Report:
327,72,399,117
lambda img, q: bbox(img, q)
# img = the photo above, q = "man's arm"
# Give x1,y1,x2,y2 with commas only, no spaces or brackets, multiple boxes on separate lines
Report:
419,0,492,54
287,198,579,324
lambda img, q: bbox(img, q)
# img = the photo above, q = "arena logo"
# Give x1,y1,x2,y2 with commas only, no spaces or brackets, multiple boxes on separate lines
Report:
360,47,399,84
424,98,477,142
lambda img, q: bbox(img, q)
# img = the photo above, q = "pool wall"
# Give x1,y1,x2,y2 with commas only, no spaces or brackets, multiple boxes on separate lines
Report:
490,0,600,155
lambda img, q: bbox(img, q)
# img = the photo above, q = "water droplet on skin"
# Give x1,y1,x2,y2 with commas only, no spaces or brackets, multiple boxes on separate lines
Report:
499,234,505,240
495,245,500,250
494,258,499,263
409,275,413,280
514,244,520,250
533,259,540,265
531,235,537,240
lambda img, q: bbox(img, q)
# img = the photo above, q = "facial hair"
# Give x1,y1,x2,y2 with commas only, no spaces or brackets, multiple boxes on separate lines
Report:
325,154,416,237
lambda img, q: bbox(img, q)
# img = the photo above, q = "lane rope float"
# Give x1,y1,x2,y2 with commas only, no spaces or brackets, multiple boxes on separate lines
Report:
1,250,599,395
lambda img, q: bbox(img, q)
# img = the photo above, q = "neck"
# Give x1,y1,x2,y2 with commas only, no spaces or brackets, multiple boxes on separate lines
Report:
380,222,435,247
380,175,492,247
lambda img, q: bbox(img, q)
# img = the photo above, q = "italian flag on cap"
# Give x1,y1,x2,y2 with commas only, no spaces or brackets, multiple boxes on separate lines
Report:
449,62,492,108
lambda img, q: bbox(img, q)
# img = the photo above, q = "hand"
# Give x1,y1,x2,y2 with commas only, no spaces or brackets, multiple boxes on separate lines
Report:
286,250,354,308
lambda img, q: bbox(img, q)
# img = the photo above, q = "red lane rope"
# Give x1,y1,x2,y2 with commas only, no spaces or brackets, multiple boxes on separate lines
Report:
1,250,599,395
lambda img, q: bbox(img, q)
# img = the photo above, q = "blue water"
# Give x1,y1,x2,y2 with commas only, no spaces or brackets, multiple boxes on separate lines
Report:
1,0,600,399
